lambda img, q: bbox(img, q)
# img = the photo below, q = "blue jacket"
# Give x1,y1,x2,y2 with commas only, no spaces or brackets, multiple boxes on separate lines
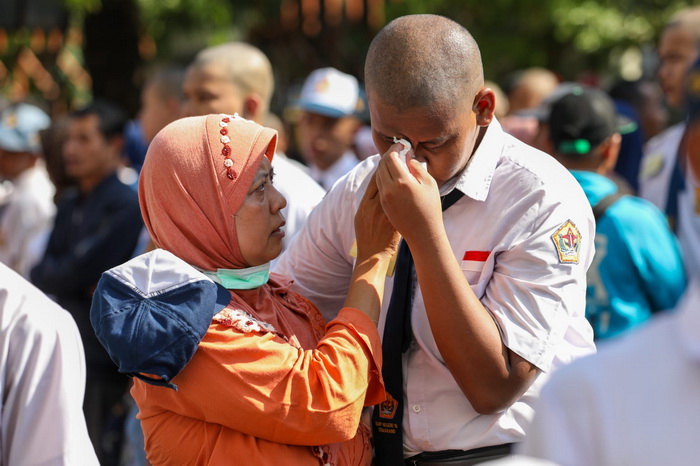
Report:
31,172,144,370
572,170,686,339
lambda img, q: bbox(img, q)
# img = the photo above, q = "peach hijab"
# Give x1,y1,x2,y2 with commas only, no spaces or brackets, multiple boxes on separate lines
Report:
138,113,324,346
139,113,277,271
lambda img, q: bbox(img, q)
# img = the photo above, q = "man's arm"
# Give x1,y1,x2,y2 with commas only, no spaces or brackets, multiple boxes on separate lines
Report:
376,152,538,414
411,227,539,413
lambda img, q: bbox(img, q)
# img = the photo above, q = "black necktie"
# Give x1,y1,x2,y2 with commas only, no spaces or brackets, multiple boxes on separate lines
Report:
665,130,688,232
372,188,464,465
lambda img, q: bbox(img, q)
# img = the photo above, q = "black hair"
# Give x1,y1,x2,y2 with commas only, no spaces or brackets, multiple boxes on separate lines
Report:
70,99,128,140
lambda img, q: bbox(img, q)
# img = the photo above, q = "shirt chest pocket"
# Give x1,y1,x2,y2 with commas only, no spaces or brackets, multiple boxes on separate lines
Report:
461,250,492,298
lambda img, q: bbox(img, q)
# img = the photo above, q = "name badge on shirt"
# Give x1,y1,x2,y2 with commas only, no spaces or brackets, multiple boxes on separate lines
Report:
551,219,581,264
640,153,665,180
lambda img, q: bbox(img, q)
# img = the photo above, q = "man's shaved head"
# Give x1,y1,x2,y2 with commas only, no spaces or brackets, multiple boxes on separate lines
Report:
667,6,700,43
192,42,274,111
365,15,483,111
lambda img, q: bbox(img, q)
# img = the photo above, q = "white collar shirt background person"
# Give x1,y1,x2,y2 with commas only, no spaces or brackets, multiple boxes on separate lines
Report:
309,150,359,191
518,281,700,465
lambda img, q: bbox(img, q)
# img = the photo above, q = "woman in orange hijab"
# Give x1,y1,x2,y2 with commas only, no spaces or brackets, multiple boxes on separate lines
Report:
122,113,396,465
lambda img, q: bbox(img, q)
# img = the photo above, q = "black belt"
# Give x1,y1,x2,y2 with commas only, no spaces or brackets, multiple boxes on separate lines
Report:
405,444,513,466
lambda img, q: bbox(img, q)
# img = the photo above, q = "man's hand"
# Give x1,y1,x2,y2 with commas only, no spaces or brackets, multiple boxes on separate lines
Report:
374,145,442,246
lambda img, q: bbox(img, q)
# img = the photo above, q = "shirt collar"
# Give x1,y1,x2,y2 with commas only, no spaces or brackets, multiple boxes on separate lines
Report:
448,117,504,201
310,151,358,190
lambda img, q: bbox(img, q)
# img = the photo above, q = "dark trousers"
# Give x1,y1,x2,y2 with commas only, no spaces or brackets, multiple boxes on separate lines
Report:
84,370,129,466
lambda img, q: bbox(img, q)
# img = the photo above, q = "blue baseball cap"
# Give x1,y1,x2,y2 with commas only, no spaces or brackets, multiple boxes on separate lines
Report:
0,103,50,154
90,249,231,390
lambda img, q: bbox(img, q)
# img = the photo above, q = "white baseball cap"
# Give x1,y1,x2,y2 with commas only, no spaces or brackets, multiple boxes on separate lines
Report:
297,67,361,118
0,103,50,154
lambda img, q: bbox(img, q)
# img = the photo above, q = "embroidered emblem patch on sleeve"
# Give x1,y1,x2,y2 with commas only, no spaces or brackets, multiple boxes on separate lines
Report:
551,220,581,264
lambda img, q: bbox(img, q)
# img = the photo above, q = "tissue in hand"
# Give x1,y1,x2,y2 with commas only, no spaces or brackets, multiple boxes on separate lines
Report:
392,137,427,171
393,136,412,163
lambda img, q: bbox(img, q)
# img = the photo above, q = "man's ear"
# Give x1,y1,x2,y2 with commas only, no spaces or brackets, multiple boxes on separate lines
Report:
242,94,263,121
108,134,125,158
472,87,496,127
166,97,182,117
599,133,621,175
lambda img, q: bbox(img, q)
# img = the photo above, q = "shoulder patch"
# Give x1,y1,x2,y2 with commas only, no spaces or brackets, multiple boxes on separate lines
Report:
551,220,581,264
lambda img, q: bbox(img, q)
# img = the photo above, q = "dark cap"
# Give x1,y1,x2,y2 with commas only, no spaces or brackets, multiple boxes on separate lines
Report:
90,249,231,390
548,85,636,156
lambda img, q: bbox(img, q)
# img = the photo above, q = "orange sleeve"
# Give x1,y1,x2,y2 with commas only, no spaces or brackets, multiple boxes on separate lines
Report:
138,306,384,446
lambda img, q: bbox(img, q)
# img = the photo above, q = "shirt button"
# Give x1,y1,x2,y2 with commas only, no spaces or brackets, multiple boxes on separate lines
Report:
412,405,421,413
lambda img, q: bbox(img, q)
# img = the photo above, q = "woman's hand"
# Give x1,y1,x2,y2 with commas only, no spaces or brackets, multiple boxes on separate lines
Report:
354,172,400,264
345,169,401,324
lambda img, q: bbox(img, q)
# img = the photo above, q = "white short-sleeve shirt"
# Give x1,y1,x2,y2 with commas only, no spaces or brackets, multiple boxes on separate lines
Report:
0,165,55,278
518,281,700,466
274,118,596,454
639,122,684,210
638,123,700,279
0,262,99,465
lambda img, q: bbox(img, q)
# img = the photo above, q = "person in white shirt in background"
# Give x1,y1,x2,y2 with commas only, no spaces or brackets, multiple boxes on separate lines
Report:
295,67,363,191
518,281,700,466
181,42,325,250
0,103,55,278
0,261,98,465
639,7,700,278
639,8,698,210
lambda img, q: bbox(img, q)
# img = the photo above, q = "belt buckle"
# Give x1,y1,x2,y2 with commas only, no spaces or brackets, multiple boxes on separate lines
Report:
405,456,421,466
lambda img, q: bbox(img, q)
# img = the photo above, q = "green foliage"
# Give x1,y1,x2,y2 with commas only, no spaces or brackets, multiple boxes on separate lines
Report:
138,0,233,39
62,0,102,15
550,0,686,52
57,0,700,90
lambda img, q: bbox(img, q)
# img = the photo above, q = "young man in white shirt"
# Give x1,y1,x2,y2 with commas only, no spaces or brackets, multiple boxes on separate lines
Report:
274,14,595,464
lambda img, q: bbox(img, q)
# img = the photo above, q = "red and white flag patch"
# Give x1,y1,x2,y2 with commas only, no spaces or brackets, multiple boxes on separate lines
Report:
462,250,490,269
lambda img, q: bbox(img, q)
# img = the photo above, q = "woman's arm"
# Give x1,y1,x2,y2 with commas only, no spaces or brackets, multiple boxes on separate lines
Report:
135,173,398,446
344,172,400,324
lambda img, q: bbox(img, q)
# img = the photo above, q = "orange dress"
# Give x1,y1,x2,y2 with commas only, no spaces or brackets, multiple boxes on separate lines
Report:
131,279,383,465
